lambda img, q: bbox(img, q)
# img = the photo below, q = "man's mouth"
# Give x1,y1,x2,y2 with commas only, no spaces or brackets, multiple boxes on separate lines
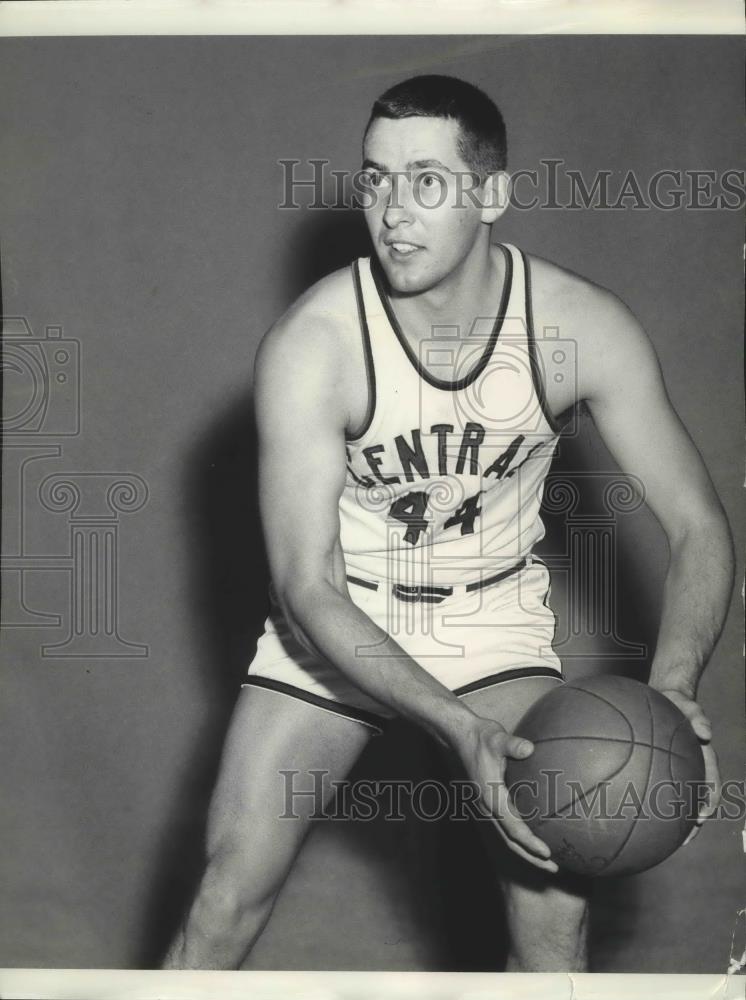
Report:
385,241,422,257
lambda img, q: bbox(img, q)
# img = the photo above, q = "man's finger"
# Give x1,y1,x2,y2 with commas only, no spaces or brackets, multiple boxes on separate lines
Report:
486,814,560,873
659,690,713,743
495,783,553,860
697,744,721,821
503,734,534,759
683,824,702,847
689,712,713,743
679,701,713,743
500,833,560,873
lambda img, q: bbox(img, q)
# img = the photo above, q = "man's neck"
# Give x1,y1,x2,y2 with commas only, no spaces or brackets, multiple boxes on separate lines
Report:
382,238,505,341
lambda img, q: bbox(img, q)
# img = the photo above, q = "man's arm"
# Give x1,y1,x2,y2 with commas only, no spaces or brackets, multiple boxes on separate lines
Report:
253,306,558,872
576,285,735,821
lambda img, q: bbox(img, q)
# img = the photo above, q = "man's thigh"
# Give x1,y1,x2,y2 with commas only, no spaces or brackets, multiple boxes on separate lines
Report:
456,673,560,731
206,684,375,893
451,676,590,962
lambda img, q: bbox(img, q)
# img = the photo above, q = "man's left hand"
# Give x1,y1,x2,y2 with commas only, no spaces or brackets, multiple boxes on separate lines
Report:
652,685,721,846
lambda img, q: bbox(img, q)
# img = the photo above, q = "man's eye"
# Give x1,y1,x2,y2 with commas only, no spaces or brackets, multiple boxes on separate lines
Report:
366,171,389,188
413,171,447,203
421,173,440,187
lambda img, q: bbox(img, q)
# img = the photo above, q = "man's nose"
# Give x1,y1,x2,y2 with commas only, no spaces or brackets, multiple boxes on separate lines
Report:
382,176,414,227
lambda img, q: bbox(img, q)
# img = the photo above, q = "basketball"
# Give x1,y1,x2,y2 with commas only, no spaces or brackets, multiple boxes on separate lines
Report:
504,674,706,877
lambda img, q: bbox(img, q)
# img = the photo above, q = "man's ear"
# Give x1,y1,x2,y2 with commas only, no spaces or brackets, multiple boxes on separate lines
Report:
481,171,511,224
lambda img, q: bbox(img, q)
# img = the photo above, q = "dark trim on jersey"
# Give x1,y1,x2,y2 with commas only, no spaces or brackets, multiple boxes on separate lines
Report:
464,557,527,592
346,556,527,599
532,555,559,648
347,574,380,592
453,666,564,697
345,259,377,442
242,675,390,734
522,250,562,435
368,243,513,392
392,583,453,604
346,573,378,591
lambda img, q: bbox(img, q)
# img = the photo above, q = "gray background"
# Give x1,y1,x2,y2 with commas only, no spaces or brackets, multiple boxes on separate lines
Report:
0,35,743,972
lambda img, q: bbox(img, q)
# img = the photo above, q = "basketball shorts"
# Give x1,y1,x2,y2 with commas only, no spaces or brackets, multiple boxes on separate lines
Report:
242,554,563,736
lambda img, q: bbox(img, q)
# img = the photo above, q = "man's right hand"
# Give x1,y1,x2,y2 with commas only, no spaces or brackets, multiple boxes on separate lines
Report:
454,717,559,874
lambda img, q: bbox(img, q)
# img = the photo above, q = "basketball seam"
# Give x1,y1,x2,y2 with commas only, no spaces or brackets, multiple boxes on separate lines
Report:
528,734,692,764
563,685,635,737
540,737,637,824
667,716,690,781
594,688,657,873
522,688,635,827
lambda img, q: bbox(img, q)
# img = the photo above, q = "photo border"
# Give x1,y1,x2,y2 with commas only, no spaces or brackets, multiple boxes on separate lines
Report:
0,2,743,998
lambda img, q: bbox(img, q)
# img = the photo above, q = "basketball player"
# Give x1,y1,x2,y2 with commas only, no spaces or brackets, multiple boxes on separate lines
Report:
161,76,734,971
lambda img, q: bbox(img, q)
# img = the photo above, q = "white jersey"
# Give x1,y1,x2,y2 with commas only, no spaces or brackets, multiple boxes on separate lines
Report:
340,242,561,587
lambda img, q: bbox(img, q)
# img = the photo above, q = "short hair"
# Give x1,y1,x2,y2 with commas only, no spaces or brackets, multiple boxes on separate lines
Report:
364,74,507,180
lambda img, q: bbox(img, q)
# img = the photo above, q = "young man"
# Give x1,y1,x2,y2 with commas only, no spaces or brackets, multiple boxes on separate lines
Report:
162,75,733,971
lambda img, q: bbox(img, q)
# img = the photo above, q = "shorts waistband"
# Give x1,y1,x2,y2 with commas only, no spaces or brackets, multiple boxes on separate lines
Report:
346,556,530,605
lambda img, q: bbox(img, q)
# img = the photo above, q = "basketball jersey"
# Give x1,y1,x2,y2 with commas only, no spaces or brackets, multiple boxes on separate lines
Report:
339,242,561,588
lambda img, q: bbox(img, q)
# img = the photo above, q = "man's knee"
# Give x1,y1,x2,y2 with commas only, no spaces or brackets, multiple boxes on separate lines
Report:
504,878,589,945
166,845,282,969
196,839,285,928
501,877,589,971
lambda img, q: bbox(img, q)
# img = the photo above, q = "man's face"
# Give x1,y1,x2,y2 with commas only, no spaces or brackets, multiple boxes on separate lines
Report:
360,115,491,294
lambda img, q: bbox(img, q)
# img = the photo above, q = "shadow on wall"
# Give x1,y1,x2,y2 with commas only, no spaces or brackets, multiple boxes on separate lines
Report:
281,208,374,302
138,209,372,968
139,211,660,971
537,419,660,973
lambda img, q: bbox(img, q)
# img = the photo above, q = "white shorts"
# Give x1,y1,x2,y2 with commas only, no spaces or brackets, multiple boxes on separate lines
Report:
242,555,563,735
